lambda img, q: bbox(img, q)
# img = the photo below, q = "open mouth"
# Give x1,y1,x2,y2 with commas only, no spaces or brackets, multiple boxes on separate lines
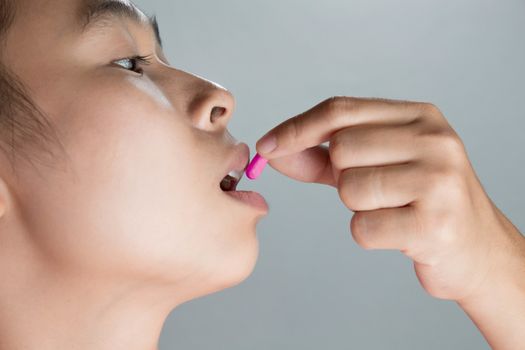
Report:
219,143,250,192
217,145,269,212
220,170,242,192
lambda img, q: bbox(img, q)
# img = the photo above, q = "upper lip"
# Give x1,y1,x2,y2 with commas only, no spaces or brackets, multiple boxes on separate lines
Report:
221,142,250,184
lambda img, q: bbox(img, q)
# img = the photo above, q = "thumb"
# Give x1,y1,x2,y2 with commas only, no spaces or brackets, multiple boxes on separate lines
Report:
260,144,336,187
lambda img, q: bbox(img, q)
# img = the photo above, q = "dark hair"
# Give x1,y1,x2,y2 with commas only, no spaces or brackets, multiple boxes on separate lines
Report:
0,0,69,177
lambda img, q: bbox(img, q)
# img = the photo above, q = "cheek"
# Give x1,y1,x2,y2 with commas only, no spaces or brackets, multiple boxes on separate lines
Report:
58,99,208,277
18,81,258,287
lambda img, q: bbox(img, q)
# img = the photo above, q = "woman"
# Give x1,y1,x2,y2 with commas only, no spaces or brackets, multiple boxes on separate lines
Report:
0,0,523,349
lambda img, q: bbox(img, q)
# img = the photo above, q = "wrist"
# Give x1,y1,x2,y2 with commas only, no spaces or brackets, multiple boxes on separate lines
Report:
457,209,525,349
460,209,525,304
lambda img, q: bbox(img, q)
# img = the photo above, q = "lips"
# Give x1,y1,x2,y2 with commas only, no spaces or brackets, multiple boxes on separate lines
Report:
218,143,269,212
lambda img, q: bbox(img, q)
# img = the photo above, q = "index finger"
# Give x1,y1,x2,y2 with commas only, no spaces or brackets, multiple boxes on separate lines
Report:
256,96,431,159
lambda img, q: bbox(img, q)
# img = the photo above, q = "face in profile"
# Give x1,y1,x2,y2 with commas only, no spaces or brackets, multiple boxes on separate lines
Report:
0,0,268,303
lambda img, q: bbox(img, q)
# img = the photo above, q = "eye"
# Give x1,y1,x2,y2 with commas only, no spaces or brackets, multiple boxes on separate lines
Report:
112,55,153,75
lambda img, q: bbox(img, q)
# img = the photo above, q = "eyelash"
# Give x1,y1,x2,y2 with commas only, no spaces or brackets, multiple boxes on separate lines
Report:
113,55,153,75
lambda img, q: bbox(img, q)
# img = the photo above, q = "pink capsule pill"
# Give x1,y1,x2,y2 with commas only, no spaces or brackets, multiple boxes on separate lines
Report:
245,153,268,180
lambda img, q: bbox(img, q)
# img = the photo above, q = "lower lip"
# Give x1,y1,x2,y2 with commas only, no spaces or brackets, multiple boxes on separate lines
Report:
224,190,269,212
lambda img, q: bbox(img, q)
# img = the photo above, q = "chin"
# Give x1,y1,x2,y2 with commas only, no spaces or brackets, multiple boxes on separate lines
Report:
199,235,260,299
229,237,260,286
170,220,262,303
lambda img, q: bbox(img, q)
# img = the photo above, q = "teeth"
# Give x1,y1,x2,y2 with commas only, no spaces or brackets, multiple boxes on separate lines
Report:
227,169,242,181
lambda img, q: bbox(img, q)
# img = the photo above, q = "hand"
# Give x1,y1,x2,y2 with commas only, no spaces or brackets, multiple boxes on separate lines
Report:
256,97,525,306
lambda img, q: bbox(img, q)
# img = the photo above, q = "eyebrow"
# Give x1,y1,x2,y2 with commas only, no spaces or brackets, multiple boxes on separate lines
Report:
78,0,163,48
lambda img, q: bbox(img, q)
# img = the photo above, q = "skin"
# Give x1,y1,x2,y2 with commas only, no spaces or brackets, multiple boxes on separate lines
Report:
0,0,267,349
256,97,525,349
0,1,523,350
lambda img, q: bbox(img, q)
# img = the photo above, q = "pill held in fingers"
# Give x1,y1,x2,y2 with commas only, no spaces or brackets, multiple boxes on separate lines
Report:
245,153,268,180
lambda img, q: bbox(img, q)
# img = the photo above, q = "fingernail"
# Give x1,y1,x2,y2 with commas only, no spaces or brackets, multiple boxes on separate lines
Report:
257,134,277,154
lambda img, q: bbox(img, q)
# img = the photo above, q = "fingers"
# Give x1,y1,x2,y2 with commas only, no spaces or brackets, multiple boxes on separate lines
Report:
258,120,427,188
329,123,420,169
351,206,420,250
337,163,424,211
256,96,435,159
266,145,336,187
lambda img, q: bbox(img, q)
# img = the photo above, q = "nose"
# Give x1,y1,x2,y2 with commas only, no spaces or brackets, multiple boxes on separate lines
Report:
188,79,235,132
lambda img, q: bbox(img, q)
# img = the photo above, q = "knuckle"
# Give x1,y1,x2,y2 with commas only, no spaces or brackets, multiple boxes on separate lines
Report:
338,170,360,210
350,213,373,250
420,127,467,166
431,126,464,149
438,131,466,164
424,102,440,113
324,95,346,110
418,102,443,118
338,169,374,211
329,131,350,168
322,96,355,125
423,167,465,202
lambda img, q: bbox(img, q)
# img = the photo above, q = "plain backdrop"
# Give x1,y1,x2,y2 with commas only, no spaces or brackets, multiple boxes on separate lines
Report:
132,1,524,349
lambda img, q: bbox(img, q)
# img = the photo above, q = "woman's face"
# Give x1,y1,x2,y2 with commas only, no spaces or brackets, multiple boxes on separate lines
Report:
2,0,267,301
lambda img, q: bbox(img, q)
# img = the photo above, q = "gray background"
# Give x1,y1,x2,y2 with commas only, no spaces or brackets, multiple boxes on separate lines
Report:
133,1,525,349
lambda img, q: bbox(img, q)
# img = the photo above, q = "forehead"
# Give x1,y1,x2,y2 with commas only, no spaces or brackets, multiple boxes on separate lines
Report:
77,0,146,30
78,0,162,47
9,0,160,46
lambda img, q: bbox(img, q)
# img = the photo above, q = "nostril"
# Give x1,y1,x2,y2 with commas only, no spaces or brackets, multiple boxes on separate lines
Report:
210,106,227,123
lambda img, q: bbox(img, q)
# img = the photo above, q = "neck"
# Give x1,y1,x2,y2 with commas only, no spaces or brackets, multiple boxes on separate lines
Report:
0,256,180,350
